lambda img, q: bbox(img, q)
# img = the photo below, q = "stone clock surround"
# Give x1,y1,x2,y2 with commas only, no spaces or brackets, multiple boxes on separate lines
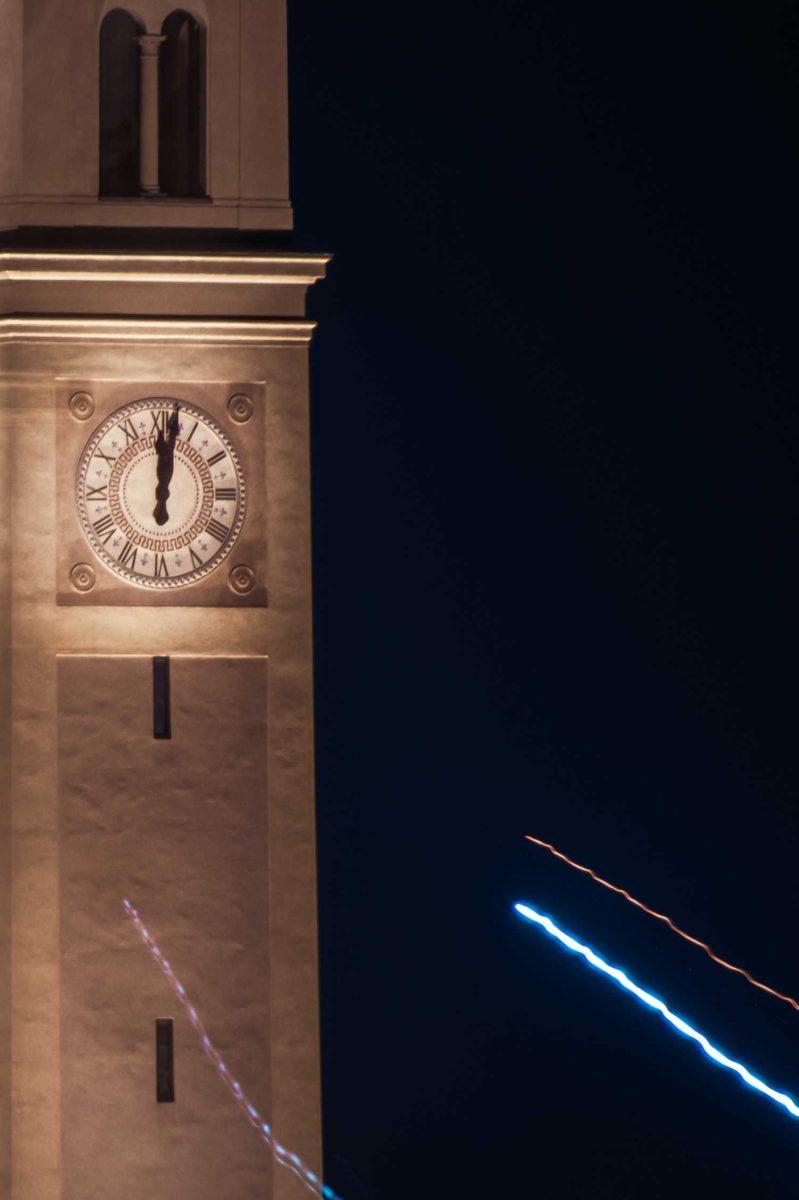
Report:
0,246,329,1200
60,383,264,604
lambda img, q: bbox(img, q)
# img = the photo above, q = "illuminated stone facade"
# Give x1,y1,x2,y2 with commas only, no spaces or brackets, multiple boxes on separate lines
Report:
0,0,291,230
0,4,327,1197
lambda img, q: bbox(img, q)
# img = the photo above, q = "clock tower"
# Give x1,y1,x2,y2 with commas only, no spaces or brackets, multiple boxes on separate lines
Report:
0,3,328,1199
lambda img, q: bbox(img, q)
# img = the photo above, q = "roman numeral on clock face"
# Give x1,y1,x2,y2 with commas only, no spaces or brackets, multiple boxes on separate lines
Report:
118,540,137,569
206,450,225,467
215,488,236,501
189,546,203,569
149,410,170,437
117,417,140,446
94,449,117,467
92,514,115,544
154,554,169,578
86,485,107,501
205,518,229,543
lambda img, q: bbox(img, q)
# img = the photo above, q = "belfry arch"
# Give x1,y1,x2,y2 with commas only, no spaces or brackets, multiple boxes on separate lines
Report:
99,8,144,196
159,9,207,197
99,6,207,198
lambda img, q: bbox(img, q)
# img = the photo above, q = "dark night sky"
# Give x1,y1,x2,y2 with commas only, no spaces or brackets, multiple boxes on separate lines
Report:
288,4,799,1196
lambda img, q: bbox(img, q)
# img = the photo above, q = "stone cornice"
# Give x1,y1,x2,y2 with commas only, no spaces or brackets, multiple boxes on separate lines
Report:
0,250,331,319
0,250,329,284
0,316,317,346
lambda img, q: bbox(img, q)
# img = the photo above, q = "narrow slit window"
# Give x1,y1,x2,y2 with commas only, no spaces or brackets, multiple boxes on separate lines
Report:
156,1018,175,1102
153,656,171,740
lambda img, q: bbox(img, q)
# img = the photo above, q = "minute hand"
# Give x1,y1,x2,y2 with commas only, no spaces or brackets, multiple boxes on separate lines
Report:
153,404,180,526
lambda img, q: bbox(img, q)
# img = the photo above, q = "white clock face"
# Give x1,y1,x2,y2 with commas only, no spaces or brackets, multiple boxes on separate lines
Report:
76,398,246,589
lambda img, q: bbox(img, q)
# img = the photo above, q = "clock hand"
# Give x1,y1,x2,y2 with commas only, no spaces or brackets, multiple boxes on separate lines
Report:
153,403,181,526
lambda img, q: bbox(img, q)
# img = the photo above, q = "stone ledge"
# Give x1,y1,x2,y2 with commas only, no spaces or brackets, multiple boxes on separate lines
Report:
0,250,330,319
0,316,317,346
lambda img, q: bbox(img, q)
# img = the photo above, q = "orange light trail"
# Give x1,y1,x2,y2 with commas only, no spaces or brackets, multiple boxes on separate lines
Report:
524,833,799,1014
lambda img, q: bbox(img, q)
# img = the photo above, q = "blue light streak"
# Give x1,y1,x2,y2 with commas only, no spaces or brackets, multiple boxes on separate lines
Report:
514,902,799,1122
123,899,342,1200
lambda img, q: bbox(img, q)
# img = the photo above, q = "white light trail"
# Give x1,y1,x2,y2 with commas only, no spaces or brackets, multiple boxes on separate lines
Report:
514,902,799,1122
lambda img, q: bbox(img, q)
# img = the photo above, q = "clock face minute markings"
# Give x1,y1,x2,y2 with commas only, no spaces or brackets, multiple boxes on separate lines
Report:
76,399,247,589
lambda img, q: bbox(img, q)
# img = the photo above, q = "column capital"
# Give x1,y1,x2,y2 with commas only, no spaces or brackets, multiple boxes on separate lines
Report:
136,34,166,56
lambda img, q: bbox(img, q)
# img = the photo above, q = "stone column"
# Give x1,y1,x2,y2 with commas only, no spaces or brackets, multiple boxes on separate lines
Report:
136,35,166,195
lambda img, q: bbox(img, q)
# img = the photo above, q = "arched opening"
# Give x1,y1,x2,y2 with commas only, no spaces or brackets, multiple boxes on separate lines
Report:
159,10,207,198
99,9,144,196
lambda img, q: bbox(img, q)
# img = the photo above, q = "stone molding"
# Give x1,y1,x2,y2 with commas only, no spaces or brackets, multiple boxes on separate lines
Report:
0,316,317,346
0,250,330,319
0,198,295,232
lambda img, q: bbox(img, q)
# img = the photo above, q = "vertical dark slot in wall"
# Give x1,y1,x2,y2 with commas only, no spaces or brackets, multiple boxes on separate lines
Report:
155,1019,175,1103
153,657,171,740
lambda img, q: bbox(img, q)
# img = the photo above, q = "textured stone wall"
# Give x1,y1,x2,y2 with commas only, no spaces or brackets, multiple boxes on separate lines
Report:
3,325,321,1200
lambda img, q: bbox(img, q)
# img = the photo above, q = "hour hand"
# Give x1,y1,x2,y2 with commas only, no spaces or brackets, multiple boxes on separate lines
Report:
153,459,170,527
153,405,180,526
